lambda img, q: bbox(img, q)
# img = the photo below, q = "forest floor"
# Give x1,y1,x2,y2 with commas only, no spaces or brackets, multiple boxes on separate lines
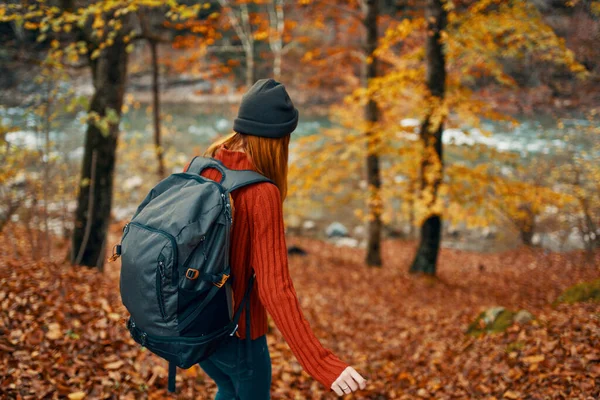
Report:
1,229,599,400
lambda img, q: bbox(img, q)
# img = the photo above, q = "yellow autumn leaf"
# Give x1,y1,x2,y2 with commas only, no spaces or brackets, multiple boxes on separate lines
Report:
104,360,124,370
522,354,545,364
183,365,198,378
254,31,268,40
67,391,86,400
107,313,120,321
45,323,62,340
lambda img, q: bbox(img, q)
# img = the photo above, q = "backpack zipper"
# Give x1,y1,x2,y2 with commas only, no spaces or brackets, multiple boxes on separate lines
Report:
222,194,232,274
134,323,234,344
156,264,167,320
223,194,232,221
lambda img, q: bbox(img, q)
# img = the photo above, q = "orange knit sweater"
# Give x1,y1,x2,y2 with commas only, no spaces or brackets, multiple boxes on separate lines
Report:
183,147,348,388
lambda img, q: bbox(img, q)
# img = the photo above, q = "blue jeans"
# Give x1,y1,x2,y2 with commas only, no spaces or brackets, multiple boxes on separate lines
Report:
200,335,271,400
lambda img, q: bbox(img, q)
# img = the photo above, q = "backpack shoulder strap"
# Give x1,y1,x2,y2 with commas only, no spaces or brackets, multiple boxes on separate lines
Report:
186,156,273,193
185,156,219,175
222,169,273,193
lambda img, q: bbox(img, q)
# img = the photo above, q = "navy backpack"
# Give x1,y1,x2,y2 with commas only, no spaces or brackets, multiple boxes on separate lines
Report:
113,156,271,392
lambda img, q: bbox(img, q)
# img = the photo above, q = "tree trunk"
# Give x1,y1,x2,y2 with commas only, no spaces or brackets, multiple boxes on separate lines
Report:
365,0,382,267
578,196,600,250
520,228,534,246
269,0,285,81
71,39,128,269
409,0,447,275
217,0,255,88
273,49,282,81
150,39,165,179
408,177,416,238
43,81,51,258
245,45,255,88
515,204,535,247
239,3,255,88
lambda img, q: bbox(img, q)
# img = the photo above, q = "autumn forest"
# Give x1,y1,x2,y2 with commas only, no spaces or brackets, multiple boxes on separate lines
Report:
0,0,599,399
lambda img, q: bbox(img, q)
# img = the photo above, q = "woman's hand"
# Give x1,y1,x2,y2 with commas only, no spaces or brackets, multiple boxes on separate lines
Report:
331,366,367,396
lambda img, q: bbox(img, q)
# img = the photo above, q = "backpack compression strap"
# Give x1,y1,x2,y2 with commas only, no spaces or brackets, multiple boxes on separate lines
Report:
186,156,273,192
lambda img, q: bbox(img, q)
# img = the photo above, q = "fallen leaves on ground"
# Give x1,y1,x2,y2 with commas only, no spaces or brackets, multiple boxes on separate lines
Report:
1,230,599,399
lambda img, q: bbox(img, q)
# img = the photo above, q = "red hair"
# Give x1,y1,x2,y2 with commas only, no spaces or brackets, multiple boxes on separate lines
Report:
205,132,290,201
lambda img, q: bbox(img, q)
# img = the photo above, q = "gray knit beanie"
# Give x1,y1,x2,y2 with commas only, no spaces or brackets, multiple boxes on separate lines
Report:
233,79,299,138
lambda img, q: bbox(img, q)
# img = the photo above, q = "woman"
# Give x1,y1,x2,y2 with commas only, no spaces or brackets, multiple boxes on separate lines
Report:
184,79,366,399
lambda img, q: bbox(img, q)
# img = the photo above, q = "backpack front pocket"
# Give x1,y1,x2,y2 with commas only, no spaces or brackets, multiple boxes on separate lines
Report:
120,222,178,336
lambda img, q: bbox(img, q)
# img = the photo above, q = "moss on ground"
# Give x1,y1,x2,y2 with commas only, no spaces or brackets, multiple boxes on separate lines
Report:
554,279,600,305
467,309,517,336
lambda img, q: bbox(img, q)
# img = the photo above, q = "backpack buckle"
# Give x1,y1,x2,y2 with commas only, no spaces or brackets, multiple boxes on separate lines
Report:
185,268,200,280
214,273,229,288
108,244,121,262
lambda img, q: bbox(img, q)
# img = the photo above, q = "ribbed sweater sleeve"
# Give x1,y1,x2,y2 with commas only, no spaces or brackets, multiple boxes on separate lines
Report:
250,183,348,389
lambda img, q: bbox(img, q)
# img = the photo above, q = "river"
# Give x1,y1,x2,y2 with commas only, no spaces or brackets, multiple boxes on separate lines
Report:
2,104,597,253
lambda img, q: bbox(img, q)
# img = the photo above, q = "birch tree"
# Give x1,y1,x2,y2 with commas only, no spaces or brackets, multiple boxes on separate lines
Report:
218,0,256,87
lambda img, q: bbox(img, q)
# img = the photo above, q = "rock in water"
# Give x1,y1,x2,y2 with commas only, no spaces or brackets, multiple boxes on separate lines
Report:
514,310,534,324
302,220,316,231
123,175,143,190
334,237,359,248
287,246,307,256
353,225,366,238
325,222,348,238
